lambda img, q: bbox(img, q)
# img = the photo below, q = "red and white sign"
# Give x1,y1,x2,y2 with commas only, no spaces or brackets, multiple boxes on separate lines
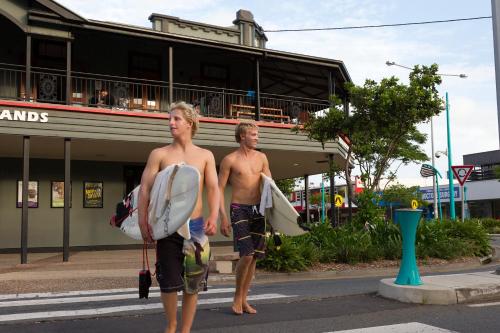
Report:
354,176,364,194
451,165,474,186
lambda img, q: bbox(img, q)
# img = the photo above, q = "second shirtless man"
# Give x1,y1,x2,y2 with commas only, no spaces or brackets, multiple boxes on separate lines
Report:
218,122,272,315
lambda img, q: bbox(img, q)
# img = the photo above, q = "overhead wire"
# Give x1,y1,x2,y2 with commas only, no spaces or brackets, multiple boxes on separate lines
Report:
264,16,492,32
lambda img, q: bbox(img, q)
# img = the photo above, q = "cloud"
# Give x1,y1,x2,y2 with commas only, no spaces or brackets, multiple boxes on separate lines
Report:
57,0,223,26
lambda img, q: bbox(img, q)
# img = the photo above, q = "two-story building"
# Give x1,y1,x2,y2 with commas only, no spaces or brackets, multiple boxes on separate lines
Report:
0,0,351,260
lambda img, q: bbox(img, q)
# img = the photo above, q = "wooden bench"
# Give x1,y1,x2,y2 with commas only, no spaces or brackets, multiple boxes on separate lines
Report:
230,104,290,123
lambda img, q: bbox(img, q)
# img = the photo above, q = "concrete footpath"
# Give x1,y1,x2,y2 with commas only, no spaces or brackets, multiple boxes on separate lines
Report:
0,245,499,300
379,270,500,305
378,235,500,305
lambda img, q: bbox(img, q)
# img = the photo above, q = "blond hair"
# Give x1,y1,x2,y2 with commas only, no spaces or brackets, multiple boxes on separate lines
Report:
235,121,258,143
170,101,199,137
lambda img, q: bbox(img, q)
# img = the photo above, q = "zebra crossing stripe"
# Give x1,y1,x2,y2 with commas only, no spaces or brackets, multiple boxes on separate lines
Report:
468,301,500,307
0,288,147,301
0,293,294,322
326,322,457,333
0,288,236,308
0,287,231,301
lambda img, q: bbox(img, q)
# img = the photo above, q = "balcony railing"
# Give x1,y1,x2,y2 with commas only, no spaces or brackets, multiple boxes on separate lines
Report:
0,63,331,124
468,167,499,182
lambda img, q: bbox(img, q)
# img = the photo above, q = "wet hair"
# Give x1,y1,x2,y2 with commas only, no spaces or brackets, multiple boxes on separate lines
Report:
235,121,258,143
170,101,199,137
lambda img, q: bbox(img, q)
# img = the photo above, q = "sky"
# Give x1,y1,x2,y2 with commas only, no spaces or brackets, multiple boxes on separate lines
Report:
57,0,499,189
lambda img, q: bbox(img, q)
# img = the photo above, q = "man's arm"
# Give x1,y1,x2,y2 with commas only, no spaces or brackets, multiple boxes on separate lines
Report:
218,156,232,237
138,149,161,243
262,153,272,178
203,151,220,236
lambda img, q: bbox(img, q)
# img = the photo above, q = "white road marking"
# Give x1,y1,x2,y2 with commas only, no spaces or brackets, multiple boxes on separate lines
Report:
0,288,152,301
0,286,232,301
468,301,500,308
0,293,294,322
0,288,236,308
326,322,457,332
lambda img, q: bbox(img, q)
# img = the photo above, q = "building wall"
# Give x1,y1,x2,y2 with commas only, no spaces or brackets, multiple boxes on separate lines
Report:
0,157,234,250
464,179,500,201
167,24,239,44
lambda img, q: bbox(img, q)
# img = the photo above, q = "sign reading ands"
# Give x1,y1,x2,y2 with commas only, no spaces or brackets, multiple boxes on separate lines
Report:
0,109,48,123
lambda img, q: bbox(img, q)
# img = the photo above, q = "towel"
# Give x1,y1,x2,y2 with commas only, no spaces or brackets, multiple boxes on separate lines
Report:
259,175,274,216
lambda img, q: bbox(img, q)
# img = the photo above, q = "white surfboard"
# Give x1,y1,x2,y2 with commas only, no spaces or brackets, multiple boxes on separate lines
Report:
117,164,200,240
261,173,307,236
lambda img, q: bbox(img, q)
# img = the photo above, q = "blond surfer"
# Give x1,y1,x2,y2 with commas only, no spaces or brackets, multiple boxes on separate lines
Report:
138,102,219,333
218,121,271,315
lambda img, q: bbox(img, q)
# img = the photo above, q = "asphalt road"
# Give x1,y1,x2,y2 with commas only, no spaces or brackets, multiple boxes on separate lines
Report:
0,267,499,333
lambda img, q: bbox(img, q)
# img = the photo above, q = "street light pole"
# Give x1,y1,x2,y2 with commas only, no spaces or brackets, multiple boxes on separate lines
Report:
445,92,456,220
430,117,439,219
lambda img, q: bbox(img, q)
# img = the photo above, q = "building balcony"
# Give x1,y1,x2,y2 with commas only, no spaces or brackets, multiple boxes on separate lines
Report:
0,63,330,125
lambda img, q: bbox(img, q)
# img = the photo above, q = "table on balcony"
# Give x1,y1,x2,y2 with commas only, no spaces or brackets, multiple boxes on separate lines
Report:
230,104,290,123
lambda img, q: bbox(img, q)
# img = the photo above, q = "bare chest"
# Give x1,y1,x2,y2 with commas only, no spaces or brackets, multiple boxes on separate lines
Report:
231,158,263,178
159,152,205,176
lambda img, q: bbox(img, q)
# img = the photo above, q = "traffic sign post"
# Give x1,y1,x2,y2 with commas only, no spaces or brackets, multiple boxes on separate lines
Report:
451,165,474,222
420,164,443,221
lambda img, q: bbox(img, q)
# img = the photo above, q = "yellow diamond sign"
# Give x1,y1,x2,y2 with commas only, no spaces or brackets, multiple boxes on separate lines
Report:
411,200,418,209
334,194,344,207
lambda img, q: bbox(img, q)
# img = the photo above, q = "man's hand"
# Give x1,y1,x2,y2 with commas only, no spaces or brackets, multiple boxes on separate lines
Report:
204,215,217,236
139,220,154,243
220,217,231,237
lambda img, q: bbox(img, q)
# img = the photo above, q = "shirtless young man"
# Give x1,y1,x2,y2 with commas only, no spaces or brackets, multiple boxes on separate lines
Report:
138,102,219,333
218,122,272,315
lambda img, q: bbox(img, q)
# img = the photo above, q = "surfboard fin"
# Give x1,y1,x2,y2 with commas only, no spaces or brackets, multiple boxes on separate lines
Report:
296,216,311,232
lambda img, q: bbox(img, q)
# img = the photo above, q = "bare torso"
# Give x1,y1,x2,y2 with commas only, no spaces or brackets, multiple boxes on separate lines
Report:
227,150,266,205
156,145,208,218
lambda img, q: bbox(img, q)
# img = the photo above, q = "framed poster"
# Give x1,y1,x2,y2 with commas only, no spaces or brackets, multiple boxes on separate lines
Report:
83,181,103,208
16,180,39,208
51,181,72,208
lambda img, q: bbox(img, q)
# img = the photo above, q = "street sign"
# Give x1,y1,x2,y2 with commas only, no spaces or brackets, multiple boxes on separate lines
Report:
411,200,418,209
334,194,344,207
451,165,474,186
420,164,436,178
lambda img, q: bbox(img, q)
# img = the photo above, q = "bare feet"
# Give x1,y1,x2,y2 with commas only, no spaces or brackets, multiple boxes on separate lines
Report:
232,302,243,315
243,303,257,314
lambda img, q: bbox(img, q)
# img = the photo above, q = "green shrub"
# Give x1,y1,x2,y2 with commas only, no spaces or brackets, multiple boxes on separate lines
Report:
257,217,492,272
368,220,402,260
416,219,490,259
333,225,375,263
257,235,309,272
475,218,500,234
353,190,385,227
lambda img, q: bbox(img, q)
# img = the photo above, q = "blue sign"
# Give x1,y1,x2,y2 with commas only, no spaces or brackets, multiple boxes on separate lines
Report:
420,186,460,201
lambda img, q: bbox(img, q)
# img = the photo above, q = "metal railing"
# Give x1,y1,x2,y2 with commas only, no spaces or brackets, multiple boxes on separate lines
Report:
0,63,331,124
71,71,170,112
0,63,26,101
468,167,499,181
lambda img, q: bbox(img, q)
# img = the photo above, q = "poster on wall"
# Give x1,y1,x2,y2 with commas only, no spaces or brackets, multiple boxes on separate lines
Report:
16,181,39,208
83,181,103,208
51,181,72,208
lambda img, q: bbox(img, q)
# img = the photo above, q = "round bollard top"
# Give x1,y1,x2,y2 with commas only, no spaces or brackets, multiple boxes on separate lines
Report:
394,209,423,225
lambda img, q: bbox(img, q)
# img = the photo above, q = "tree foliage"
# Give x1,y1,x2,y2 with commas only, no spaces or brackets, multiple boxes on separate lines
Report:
301,64,444,193
381,184,425,208
275,178,298,196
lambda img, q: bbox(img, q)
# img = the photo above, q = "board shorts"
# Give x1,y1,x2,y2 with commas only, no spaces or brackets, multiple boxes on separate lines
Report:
155,217,210,295
230,203,266,259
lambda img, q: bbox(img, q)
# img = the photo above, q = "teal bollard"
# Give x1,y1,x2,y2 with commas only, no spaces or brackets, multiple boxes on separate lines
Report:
395,209,423,286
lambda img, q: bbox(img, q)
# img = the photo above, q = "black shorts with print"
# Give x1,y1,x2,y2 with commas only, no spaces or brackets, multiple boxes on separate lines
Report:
230,203,266,259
